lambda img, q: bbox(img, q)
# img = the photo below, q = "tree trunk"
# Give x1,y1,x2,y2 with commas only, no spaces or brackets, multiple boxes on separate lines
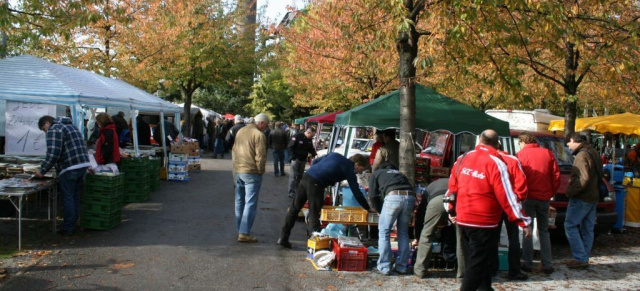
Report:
563,42,579,139
396,1,420,186
181,87,193,138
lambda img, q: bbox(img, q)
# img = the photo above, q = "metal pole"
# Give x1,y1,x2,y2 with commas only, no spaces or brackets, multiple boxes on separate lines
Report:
131,109,139,157
160,111,168,167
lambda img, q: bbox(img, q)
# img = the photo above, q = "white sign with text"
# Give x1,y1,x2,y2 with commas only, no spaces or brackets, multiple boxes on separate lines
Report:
5,101,57,155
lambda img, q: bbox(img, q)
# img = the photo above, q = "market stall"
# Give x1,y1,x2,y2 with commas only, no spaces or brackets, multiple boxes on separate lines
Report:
304,85,509,273
306,111,343,150
0,55,182,245
294,112,326,125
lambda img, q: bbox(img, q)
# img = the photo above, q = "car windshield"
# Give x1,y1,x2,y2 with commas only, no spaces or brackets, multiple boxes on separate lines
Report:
352,139,370,151
537,136,574,167
422,131,450,156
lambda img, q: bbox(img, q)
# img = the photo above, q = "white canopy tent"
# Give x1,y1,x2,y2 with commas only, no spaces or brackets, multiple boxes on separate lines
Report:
0,55,181,159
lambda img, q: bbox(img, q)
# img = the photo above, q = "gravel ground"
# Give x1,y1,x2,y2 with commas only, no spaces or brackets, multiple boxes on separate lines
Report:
0,151,639,290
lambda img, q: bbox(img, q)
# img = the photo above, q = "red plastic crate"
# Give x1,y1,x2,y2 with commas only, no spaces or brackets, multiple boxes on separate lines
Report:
331,239,367,271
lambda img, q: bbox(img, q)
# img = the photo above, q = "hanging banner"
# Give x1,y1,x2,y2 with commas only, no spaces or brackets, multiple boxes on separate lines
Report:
5,101,57,155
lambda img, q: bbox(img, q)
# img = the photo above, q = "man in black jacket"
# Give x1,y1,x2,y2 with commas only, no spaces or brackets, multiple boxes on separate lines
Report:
287,127,317,198
136,116,151,146
269,121,288,176
225,115,246,151
369,162,415,275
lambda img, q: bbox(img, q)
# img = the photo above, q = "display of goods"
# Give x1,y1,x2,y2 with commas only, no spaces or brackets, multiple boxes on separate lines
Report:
168,161,187,172
187,156,201,165
80,210,121,230
171,142,200,155
331,239,367,271
169,153,188,162
307,236,332,254
430,166,451,178
187,164,201,171
168,171,189,181
320,206,368,223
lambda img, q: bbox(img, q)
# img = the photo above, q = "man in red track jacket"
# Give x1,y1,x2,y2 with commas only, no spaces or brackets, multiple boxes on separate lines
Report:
444,130,531,291
516,131,560,274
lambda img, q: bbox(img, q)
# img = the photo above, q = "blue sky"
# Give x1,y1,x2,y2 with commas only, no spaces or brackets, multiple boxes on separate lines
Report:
258,0,305,24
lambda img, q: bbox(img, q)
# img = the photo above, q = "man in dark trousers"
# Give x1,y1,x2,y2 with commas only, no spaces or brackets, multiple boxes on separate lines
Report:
111,111,129,147
36,116,91,236
444,129,532,291
369,162,415,275
565,133,602,269
136,116,151,146
269,121,288,176
414,178,465,279
153,117,179,148
277,153,370,248
287,127,317,198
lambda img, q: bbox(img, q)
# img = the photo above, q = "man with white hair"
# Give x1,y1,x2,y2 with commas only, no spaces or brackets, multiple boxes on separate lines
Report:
233,113,270,242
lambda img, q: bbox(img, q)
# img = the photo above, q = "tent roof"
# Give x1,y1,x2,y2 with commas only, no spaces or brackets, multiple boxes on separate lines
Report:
0,55,180,112
294,112,326,124
305,111,343,124
334,84,510,136
548,112,640,135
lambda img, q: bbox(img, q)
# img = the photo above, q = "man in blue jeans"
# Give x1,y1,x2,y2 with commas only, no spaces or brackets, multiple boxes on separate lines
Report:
369,162,415,275
233,113,269,243
36,116,91,236
565,133,602,269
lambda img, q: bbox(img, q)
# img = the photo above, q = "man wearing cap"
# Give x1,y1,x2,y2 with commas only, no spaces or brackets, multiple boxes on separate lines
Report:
233,113,270,243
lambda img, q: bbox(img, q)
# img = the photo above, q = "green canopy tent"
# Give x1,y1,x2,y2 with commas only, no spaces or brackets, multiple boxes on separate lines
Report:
330,84,510,156
294,112,326,125
334,84,509,135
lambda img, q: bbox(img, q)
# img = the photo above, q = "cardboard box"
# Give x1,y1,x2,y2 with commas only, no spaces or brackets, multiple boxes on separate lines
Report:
187,164,201,171
307,236,332,254
169,153,188,162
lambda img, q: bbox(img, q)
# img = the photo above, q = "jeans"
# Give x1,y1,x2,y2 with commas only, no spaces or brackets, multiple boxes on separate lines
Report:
288,159,306,197
564,197,596,263
234,173,263,235
378,194,415,274
213,138,224,158
280,174,325,240
414,195,448,276
522,199,553,268
493,213,522,276
272,149,285,176
460,225,500,291
59,168,87,232
284,150,290,163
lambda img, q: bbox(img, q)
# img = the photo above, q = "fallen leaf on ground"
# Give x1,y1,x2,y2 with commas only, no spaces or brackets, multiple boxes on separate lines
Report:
111,262,135,269
326,286,338,290
375,281,383,287
298,273,307,278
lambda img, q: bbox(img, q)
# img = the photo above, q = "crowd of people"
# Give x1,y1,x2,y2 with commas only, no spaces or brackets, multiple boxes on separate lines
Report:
35,109,607,289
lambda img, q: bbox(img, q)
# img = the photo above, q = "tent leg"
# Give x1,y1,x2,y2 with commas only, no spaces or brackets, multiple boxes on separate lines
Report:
160,112,168,168
131,109,139,157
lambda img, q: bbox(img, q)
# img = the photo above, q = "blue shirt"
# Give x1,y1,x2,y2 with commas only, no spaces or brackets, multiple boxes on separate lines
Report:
40,117,91,175
306,153,369,210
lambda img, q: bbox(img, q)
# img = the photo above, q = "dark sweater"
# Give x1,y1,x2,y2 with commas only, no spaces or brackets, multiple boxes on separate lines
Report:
368,163,413,213
306,153,369,210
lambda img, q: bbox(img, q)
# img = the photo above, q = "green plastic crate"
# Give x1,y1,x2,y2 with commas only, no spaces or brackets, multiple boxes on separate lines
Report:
80,211,122,230
123,192,150,203
84,174,124,190
83,199,122,214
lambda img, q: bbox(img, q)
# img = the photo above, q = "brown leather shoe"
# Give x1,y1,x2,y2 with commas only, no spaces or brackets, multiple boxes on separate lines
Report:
238,234,258,243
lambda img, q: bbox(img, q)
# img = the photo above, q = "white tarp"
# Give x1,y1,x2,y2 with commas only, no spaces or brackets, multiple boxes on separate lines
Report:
0,55,180,113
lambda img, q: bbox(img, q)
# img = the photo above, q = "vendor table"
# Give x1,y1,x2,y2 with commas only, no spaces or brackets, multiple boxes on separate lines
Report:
0,179,57,250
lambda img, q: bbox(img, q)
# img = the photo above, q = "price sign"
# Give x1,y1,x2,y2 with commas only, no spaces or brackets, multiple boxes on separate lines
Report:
5,101,56,155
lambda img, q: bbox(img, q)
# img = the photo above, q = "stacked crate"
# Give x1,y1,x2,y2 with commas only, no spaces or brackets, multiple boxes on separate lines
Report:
149,157,162,191
171,141,201,172
167,153,189,181
81,174,124,230
121,156,151,202
415,157,430,184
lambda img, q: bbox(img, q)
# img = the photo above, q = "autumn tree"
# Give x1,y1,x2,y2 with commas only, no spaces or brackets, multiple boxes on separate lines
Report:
119,0,255,137
280,0,400,112
447,0,640,137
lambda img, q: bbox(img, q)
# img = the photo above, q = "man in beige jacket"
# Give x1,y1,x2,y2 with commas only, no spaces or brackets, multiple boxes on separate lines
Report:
233,113,269,243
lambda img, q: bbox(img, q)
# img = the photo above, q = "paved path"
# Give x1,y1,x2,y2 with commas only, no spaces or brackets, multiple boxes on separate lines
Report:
2,152,640,290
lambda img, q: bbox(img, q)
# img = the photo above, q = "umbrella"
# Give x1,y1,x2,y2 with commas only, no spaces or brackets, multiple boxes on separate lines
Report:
548,113,640,135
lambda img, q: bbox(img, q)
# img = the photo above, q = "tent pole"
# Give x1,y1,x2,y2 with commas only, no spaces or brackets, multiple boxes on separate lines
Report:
131,109,139,157
174,112,181,137
160,111,168,168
